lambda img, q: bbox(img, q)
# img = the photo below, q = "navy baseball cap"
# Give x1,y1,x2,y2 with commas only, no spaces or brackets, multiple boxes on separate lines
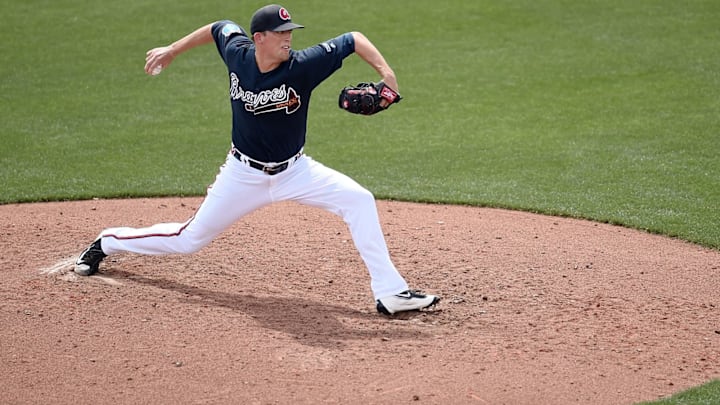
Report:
250,5,304,34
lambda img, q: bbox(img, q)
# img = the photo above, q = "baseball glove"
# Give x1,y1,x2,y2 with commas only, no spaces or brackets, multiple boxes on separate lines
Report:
338,81,402,115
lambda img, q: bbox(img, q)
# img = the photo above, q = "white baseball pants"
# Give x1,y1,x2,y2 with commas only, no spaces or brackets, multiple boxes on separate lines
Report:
99,153,409,299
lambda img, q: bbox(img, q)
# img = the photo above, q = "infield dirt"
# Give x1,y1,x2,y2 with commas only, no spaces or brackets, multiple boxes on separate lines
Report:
1,198,718,404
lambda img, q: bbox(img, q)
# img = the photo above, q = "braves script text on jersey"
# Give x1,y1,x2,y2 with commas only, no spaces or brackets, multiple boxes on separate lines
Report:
214,21,352,162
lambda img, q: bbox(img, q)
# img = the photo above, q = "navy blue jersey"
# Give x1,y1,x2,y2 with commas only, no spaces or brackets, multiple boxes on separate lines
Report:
211,20,355,162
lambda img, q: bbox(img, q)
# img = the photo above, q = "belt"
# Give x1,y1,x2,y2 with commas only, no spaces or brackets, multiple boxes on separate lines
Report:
231,146,303,175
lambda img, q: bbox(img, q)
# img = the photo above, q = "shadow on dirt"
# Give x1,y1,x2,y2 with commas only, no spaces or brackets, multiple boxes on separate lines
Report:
109,269,438,349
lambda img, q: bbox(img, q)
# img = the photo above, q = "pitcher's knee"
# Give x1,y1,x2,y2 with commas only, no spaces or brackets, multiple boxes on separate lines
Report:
350,186,376,205
176,242,203,254
172,233,213,254
341,187,379,216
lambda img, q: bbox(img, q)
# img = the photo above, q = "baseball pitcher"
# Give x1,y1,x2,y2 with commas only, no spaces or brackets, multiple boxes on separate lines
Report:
75,4,439,315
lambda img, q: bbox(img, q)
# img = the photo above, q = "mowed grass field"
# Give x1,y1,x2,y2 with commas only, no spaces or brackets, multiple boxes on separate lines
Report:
2,1,718,403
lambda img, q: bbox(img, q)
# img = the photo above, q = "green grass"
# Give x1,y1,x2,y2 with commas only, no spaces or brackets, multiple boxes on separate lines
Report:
3,0,718,248
1,1,718,402
2,0,719,249
639,380,720,405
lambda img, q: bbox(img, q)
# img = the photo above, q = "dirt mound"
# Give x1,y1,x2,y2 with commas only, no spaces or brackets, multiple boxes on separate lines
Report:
1,198,718,404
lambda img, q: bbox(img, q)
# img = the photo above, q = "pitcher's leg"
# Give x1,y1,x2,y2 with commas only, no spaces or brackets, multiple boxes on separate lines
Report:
338,185,410,299
278,157,409,299
100,218,211,255
98,155,272,257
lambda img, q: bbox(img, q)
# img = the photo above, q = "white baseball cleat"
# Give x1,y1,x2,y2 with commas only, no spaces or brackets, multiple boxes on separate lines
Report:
376,290,440,315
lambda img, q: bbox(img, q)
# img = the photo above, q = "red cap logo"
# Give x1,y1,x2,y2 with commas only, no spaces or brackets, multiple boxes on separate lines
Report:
279,7,291,21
